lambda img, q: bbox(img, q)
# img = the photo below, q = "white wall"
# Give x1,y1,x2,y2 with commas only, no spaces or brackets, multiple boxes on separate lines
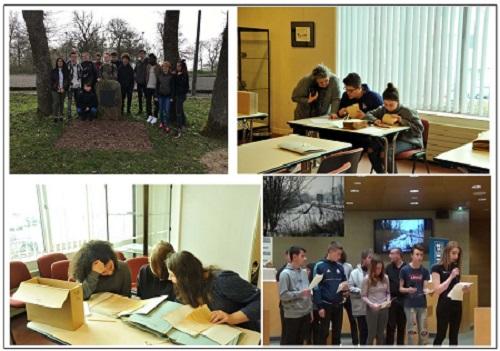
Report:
177,185,261,280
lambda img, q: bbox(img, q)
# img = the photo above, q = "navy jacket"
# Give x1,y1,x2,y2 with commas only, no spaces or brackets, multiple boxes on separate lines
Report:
313,259,347,308
339,84,383,113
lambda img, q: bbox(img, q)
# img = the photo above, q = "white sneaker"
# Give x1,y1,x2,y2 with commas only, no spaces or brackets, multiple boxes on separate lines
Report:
150,117,158,124
146,115,153,123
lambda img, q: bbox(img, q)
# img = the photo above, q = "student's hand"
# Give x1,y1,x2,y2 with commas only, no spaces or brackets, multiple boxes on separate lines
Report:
92,260,106,274
451,267,460,278
60,88,65,93
462,285,471,293
310,312,314,323
318,308,326,318
210,310,229,324
329,113,339,120
354,110,366,118
85,107,89,111
407,287,417,294
371,303,381,311
374,119,383,126
300,288,312,298
307,91,319,104
423,288,434,295
338,108,347,117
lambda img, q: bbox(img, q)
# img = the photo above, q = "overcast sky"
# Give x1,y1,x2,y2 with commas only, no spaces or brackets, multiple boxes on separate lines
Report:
11,6,227,50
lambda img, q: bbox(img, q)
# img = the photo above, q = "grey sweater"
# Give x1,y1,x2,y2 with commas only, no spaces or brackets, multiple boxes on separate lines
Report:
364,104,424,148
279,264,312,318
349,265,368,316
361,275,390,306
81,260,131,300
291,74,341,119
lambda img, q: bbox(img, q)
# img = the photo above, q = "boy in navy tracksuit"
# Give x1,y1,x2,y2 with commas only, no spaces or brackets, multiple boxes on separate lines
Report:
313,242,349,345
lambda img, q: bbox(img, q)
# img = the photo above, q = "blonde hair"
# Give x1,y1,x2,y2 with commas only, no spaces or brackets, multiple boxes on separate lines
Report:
161,61,172,70
149,241,175,280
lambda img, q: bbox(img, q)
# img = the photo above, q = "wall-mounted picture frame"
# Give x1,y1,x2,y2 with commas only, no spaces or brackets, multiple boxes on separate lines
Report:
291,21,315,47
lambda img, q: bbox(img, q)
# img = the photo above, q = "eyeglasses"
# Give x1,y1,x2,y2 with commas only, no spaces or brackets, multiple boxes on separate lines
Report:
344,87,360,94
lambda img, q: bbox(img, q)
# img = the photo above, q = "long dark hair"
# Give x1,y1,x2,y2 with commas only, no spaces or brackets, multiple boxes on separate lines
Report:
177,59,188,75
167,251,215,307
54,57,66,69
70,240,118,282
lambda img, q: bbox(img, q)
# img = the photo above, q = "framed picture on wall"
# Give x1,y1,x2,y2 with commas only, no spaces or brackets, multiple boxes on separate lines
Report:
291,21,315,47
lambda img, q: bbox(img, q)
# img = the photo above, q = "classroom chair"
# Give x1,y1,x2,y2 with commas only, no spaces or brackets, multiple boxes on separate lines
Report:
36,253,68,278
395,118,431,174
10,261,31,309
50,260,71,281
317,148,363,173
115,251,126,261
126,256,149,293
328,162,351,174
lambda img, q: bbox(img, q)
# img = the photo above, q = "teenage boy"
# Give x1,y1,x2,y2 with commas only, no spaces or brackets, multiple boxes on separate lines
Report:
118,53,135,115
333,72,383,119
134,49,148,114
399,244,431,345
80,52,98,89
276,250,290,345
66,51,82,119
94,52,103,72
386,247,407,345
77,82,98,121
279,246,312,345
314,241,349,345
111,51,122,69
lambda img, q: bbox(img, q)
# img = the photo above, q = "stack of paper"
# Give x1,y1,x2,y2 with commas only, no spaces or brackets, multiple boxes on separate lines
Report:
125,299,182,337
278,141,325,154
472,131,489,151
447,282,473,301
163,304,242,345
88,293,146,317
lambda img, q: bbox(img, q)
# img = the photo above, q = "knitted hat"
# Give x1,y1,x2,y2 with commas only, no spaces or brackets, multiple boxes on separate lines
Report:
383,83,399,101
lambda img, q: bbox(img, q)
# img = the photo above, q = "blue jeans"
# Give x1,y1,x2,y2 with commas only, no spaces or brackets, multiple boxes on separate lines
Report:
77,107,97,120
158,95,171,125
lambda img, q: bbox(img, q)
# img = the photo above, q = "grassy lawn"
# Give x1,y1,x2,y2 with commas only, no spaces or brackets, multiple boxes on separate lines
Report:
9,93,227,174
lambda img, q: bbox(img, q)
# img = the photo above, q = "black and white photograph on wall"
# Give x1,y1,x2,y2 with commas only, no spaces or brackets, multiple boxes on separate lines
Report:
263,176,344,237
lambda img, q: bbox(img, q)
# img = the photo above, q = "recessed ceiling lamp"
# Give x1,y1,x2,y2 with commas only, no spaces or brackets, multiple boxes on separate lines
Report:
346,201,354,205
473,191,486,196
477,198,487,202
350,189,360,193
410,202,419,205
471,185,482,190
409,189,419,193
354,182,362,185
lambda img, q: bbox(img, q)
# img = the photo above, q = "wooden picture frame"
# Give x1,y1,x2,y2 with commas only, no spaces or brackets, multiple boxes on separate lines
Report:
291,21,315,48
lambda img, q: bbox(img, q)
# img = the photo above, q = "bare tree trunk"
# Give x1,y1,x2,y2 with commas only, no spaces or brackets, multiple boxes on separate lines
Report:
162,11,179,65
22,10,52,116
191,10,201,97
202,23,227,138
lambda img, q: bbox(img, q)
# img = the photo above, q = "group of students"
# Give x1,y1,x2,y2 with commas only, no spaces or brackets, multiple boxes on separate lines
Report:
278,240,469,346
292,65,424,173
50,49,189,138
69,240,260,331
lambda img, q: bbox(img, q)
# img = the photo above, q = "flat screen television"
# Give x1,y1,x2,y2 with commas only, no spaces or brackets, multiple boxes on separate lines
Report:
374,218,433,253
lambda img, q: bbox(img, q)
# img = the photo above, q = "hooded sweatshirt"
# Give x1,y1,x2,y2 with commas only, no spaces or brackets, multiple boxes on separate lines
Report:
349,264,369,316
279,263,312,318
339,83,383,113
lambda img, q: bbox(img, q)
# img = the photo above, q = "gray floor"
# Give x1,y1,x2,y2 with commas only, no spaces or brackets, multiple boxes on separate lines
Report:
270,330,475,346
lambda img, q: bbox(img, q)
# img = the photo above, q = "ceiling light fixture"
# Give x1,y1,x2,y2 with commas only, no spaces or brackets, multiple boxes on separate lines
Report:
346,201,354,205
410,202,419,205
350,189,360,193
471,185,482,190
477,198,487,202
409,189,419,193
354,182,362,185
473,191,487,196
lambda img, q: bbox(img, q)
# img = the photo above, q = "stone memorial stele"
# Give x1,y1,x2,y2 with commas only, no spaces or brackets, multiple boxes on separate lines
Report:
96,63,122,120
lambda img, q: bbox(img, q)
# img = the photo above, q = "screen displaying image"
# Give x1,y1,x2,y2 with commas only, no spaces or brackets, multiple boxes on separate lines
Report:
374,218,432,253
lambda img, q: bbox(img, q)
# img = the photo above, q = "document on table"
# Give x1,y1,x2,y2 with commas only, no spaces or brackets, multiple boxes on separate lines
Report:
89,293,146,317
126,300,183,336
278,141,325,154
134,295,169,315
309,274,323,290
201,323,242,345
447,282,473,301
310,118,343,129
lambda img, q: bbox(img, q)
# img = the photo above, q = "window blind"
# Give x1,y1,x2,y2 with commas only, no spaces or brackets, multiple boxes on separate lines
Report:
337,6,494,117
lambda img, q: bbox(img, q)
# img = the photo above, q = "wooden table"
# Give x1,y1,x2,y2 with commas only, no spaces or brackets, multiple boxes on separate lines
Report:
434,142,489,173
238,134,352,174
288,117,410,173
238,112,268,142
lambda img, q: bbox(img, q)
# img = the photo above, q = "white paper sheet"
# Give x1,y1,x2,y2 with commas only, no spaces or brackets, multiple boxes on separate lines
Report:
309,274,323,290
447,282,473,301
133,295,169,315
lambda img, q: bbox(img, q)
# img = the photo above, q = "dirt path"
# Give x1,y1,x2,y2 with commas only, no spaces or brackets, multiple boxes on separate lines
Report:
200,148,228,174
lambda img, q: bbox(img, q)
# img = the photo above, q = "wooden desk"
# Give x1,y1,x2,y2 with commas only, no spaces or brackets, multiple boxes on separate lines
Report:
434,143,489,173
288,117,410,174
474,307,491,345
238,112,268,142
238,134,352,174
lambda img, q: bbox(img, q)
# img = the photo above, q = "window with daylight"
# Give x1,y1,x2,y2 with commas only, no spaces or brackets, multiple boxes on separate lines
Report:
337,6,494,117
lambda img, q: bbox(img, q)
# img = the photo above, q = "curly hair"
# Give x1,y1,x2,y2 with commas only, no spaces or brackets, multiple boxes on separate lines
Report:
311,64,332,79
166,251,215,308
70,240,118,282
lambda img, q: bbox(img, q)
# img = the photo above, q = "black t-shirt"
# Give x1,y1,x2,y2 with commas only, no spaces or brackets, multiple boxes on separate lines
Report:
386,261,407,299
431,263,460,304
